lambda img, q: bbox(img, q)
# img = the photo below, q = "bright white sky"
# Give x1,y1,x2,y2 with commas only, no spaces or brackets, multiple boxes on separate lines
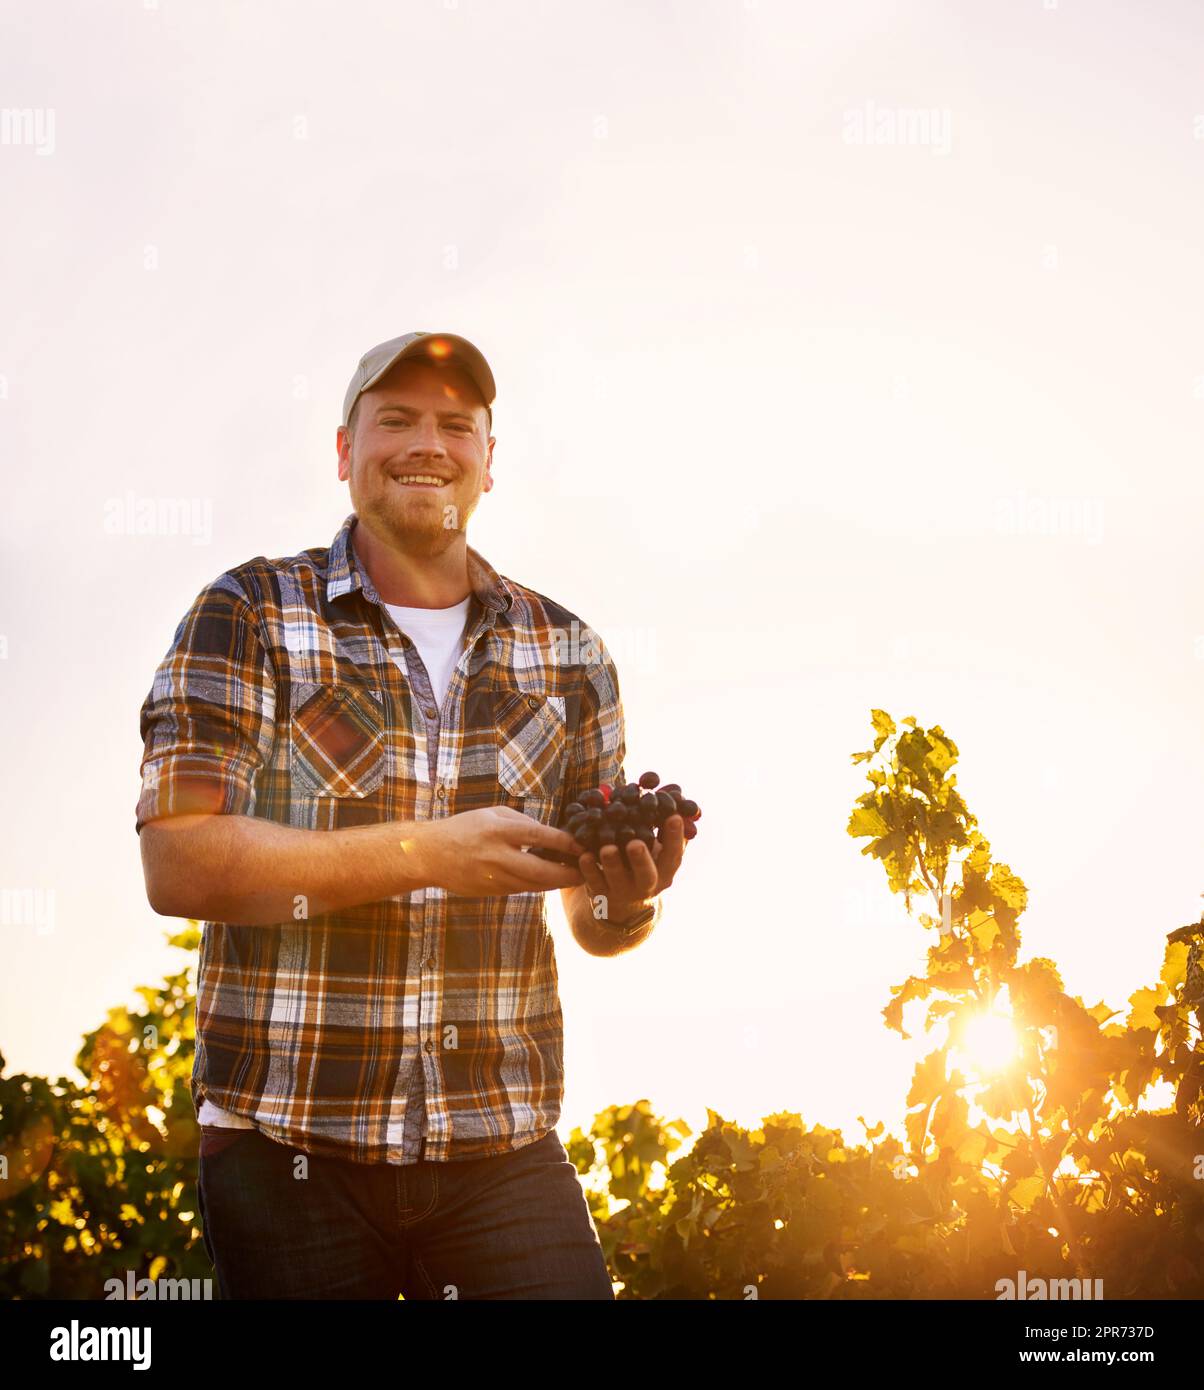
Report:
1,0,1201,1154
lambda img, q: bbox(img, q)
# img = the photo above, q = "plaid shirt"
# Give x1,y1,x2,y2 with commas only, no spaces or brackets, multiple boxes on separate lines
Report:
136,512,625,1166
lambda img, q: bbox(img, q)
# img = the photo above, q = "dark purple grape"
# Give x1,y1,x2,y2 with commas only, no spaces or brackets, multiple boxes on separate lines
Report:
558,776,699,858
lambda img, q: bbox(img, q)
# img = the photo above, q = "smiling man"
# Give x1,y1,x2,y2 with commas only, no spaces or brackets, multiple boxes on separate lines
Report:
135,331,687,1300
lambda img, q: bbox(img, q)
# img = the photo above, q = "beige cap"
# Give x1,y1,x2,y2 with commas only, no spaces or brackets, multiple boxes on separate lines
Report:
341,331,496,429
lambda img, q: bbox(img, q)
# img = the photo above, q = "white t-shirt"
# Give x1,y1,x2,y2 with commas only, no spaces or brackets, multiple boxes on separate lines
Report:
197,594,472,1131
381,595,472,715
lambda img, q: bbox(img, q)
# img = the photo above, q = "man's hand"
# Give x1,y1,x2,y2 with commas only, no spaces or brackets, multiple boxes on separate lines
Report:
424,806,589,897
574,813,687,923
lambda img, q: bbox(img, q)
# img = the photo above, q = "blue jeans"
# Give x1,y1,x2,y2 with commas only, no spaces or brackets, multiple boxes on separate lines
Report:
195,1125,614,1300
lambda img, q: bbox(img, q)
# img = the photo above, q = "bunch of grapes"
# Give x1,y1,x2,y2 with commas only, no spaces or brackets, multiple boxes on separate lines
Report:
530,770,701,869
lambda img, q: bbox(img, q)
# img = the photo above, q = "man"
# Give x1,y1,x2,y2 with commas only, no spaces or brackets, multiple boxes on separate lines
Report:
135,331,687,1300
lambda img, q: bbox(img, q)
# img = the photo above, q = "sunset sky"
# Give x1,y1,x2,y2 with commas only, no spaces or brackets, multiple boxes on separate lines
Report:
1,0,1201,1153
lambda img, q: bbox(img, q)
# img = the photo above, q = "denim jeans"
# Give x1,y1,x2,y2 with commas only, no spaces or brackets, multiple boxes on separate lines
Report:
195,1125,614,1300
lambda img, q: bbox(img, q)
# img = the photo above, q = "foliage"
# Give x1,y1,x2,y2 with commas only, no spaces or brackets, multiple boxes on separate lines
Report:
0,926,206,1297
570,711,1204,1298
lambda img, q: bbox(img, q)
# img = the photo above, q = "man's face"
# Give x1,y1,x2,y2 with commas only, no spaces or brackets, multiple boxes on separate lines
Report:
337,359,494,555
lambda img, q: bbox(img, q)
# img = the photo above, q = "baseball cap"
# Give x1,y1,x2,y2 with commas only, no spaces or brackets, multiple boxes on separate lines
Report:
341,332,496,430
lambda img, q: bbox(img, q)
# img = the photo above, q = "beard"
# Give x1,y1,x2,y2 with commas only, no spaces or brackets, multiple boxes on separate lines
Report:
356,472,479,558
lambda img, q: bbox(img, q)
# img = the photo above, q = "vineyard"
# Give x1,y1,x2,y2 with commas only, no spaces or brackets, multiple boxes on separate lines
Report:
2,710,1202,1298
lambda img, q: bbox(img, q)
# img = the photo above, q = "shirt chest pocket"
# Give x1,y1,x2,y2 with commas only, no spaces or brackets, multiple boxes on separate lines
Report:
289,681,387,799
494,688,567,810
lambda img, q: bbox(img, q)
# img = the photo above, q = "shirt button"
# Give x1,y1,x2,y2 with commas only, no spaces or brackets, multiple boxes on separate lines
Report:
424,1040,435,1053
527,695,539,709
424,706,436,719
435,785,445,799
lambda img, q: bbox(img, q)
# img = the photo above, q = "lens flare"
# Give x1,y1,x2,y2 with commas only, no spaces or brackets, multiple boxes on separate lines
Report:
957,1010,1020,1076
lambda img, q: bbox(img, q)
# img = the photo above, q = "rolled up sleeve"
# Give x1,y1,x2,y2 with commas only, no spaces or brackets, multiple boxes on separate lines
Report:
136,574,276,832
562,629,626,805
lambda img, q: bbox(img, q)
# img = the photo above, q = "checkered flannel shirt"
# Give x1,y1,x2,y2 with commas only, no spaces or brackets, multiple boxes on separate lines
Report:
136,512,625,1165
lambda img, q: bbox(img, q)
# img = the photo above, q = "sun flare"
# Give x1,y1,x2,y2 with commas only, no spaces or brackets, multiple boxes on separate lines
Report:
954,1010,1020,1077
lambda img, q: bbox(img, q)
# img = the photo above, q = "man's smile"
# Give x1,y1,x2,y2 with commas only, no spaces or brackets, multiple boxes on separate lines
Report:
390,472,452,489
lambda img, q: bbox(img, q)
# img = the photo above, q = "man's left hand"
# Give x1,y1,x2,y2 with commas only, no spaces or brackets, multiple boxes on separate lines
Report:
574,813,688,924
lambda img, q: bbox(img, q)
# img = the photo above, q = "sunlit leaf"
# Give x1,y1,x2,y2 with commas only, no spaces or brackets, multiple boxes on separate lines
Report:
847,805,889,839
1160,942,1188,992
1127,986,1165,1032
870,709,896,740
1006,1174,1045,1211
907,1050,947,1109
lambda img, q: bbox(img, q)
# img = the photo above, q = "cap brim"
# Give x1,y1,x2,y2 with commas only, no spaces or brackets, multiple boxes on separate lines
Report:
362,334,495,410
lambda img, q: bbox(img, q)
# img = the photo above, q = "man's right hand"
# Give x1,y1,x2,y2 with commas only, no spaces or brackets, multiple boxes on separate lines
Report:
422,806,587,897
139,806,587,926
